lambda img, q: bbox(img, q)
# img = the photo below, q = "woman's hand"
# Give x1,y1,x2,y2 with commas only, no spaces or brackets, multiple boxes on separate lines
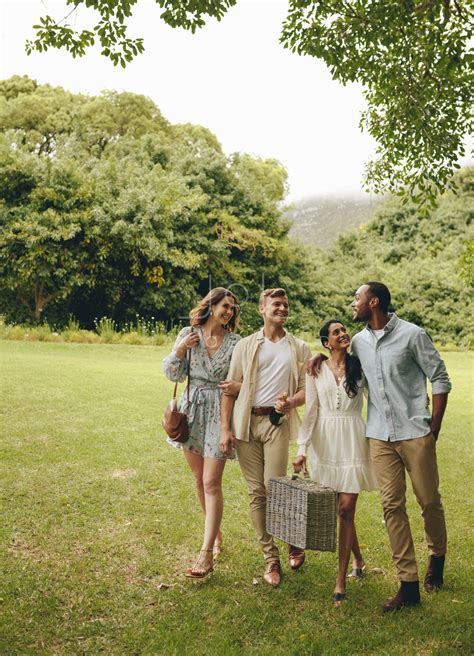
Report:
219,430,235,456
175,329,199,359
219,380,242,397
306,353,327,377
292,455,307,474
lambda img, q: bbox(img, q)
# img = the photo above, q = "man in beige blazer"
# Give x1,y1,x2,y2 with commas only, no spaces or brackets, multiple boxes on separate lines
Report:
220,288,311,586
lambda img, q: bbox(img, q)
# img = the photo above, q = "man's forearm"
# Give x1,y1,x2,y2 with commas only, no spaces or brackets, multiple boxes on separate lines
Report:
291,388,306,409
306,352,327,376
431,393,448,437
220,393,236,432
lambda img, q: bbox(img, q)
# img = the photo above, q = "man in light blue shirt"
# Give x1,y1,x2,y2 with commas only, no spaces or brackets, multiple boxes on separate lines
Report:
351,282,451,612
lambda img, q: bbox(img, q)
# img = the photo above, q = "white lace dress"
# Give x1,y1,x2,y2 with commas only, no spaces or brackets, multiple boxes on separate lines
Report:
297,363,377,493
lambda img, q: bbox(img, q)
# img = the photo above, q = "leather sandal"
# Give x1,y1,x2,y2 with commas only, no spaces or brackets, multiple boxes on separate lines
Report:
185,549,214,579
332,592,347,607
213,533,223,560
347,565,365,580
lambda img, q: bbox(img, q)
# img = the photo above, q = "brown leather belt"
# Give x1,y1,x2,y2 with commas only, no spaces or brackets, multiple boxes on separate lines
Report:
251,406,274,416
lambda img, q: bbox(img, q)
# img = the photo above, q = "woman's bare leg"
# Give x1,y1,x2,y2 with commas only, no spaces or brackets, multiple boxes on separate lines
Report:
351,525,364,569
335,493,359,594
183,449,205,513
201,458,226,551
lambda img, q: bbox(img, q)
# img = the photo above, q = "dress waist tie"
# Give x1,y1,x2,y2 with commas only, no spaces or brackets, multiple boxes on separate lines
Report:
318,411,362,419
183,382,220,422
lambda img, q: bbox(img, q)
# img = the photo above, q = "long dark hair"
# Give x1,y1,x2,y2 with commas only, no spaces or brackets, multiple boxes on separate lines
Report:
319,320,362,398
189,287,240,332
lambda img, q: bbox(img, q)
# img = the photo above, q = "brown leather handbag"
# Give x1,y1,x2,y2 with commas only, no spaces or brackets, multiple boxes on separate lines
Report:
162,342,192,443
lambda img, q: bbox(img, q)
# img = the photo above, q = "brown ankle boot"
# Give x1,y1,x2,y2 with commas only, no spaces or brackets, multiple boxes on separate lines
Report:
424,555,445,593
263,560,282,587
382,581,420,612
288,544,305,570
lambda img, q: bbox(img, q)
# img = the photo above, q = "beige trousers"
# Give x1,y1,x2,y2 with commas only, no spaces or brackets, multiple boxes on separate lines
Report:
369,433,447,582
236,415,290,562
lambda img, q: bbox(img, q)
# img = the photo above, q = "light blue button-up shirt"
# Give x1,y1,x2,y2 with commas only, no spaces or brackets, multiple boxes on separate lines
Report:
351,314,452,441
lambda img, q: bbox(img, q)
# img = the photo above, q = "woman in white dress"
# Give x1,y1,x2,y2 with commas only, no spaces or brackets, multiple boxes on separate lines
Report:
293,320,377,606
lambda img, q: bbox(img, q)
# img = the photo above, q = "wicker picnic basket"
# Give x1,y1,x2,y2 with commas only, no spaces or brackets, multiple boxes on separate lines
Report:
266,476,337,551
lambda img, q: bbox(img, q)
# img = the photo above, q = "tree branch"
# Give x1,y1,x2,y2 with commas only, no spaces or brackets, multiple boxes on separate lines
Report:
58,2,80,26
40,291,61,306
19,295,34,315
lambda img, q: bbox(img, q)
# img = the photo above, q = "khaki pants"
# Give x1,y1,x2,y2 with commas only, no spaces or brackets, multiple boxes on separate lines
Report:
369,433,447,582
236,415,290,562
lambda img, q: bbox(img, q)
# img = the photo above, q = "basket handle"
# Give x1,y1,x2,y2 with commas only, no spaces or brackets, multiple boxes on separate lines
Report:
291,458,309,480
291,472,310,481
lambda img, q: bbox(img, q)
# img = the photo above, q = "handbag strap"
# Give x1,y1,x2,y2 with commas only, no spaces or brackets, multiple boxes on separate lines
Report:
186,342,191,408
172,327,193,405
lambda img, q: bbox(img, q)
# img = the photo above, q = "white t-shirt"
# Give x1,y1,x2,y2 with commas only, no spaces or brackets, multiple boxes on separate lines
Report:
253,336,291,407
372,328,385,341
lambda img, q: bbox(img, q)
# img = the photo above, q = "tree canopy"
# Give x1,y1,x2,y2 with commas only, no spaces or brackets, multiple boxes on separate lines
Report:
309,167,474,346
0,76,312,331
1,77,471,344
25,1,473,206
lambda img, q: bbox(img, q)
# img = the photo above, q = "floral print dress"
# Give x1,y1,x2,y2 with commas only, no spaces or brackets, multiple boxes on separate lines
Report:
162,326,241,460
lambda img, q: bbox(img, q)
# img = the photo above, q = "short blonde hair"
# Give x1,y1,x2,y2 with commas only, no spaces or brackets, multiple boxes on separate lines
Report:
259,287,287,305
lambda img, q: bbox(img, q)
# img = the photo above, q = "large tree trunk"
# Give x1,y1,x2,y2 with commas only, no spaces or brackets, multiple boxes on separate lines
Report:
33,278,59,322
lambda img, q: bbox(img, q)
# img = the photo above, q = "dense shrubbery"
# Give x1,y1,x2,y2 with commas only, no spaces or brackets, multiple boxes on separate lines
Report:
0,77,472,346
0,315,176,346
0,76,313,334
306,168,474,346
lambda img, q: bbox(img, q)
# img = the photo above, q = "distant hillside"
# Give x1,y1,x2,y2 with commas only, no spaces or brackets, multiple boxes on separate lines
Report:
295,167,473,346
286,195,383,248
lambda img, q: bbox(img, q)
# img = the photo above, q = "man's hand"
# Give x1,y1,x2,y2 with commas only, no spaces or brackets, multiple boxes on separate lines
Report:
430,393,448,442
292,455,307,474
219,429,236,456
306,353,327,376
218,380,242,397
274,393,292,414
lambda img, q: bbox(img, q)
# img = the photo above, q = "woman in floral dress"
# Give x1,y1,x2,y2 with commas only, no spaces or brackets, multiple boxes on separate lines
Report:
163,288,241,578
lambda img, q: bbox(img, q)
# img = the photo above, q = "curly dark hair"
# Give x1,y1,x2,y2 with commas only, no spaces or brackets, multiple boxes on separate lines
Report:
319,319,362,398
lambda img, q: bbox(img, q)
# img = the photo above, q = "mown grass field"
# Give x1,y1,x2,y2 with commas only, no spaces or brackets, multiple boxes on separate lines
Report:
1,341,473,655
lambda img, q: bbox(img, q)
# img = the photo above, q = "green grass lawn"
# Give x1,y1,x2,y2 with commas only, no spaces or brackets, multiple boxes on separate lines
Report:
1,341,473,655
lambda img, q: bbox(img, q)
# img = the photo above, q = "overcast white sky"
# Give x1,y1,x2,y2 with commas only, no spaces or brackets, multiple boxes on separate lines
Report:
0,1,393,201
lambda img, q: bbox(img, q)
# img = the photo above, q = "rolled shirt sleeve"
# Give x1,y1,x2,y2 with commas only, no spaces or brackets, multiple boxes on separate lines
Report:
412,329,452,395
